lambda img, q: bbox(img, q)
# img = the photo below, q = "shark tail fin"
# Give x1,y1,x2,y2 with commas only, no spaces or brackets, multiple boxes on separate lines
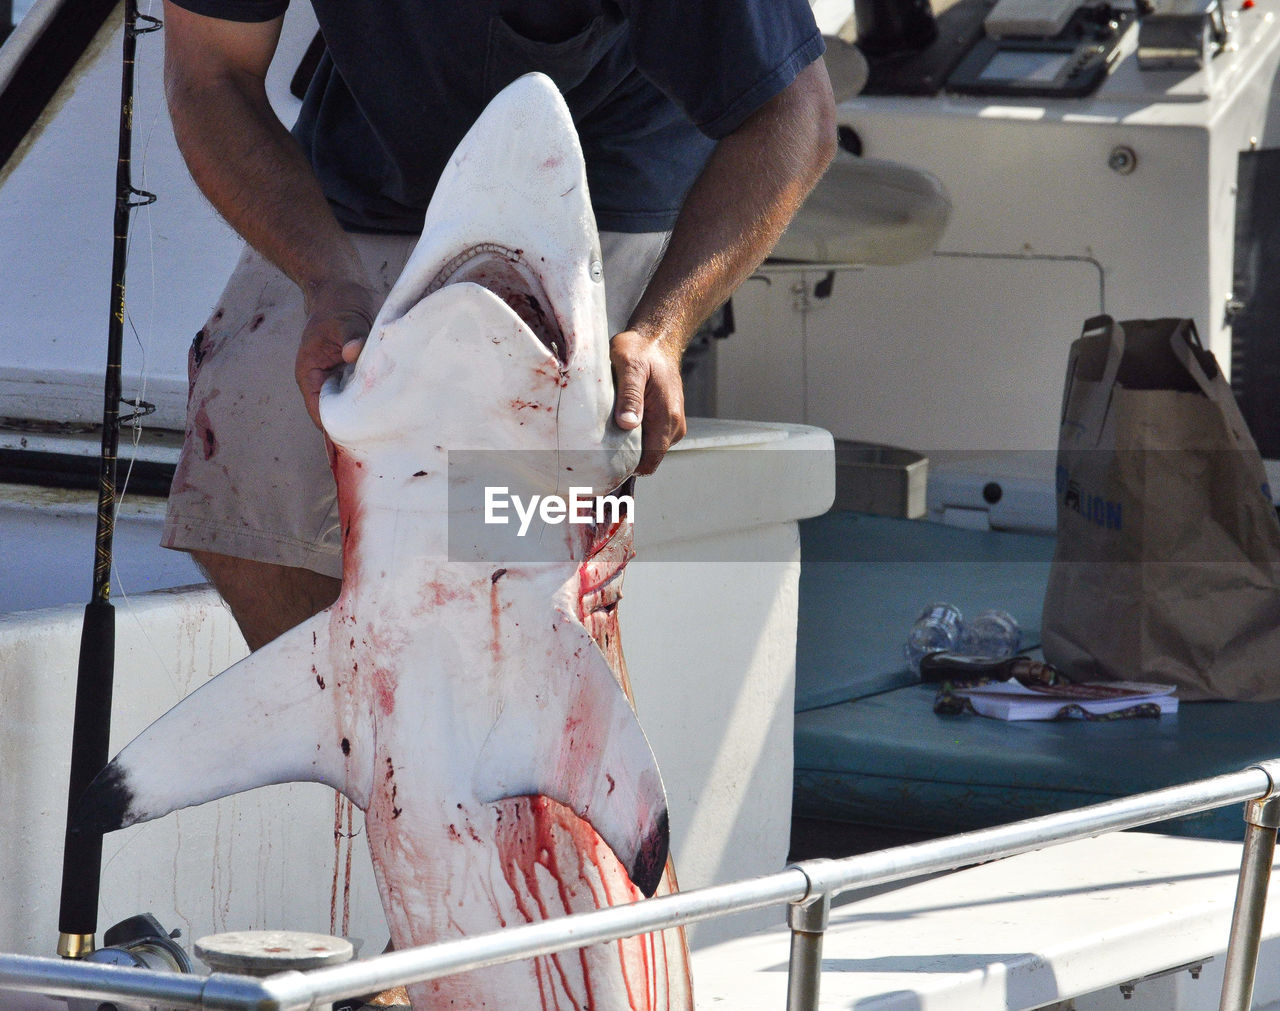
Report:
76,612,370,834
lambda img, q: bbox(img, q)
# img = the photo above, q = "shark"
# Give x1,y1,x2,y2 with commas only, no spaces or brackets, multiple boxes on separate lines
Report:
77,72,693,1009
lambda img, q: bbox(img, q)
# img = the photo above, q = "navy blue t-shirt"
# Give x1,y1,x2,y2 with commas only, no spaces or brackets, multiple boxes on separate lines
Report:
168,0,825,233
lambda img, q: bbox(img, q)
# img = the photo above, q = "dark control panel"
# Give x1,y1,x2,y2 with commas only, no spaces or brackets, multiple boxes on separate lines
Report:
946,4,1135,97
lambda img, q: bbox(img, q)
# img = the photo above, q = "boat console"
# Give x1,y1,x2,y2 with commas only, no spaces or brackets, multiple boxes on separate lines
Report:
719,0,1280,455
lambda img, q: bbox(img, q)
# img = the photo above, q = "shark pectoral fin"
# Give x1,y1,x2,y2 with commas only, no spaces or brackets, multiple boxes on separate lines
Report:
472,632,669,897
75,613,370,835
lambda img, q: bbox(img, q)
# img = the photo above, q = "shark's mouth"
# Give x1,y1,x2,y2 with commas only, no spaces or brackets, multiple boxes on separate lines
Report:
426,243,567,364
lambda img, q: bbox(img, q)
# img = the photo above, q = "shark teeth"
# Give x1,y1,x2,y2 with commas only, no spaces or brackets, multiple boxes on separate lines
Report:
426,243,567,364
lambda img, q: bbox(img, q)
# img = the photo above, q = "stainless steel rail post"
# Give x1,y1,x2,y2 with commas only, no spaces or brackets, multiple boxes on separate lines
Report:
1219,776,1280,1011
786,891,831,1011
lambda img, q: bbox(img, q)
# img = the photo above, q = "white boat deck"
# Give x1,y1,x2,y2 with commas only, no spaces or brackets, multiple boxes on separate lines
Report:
693,831,1280,1009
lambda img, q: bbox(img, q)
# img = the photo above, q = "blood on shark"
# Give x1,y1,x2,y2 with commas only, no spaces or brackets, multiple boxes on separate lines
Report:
77,73,693,1009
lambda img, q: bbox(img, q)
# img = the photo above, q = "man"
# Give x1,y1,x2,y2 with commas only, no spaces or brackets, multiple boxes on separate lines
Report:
159,0,836,650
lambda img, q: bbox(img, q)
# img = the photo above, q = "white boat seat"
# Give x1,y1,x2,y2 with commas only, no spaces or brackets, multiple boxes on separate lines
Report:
770,149,952,266
823,32,870,103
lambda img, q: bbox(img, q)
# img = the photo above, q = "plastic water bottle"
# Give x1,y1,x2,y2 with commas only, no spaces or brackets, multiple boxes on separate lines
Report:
905,602,963,672
957,608,1021,659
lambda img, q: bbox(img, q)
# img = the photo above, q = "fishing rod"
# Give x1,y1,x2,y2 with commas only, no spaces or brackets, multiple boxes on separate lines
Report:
56,0,160,959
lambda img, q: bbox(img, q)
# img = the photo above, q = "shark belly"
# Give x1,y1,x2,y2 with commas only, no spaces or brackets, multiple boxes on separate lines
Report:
369,795,679,1010
335,529,689,1008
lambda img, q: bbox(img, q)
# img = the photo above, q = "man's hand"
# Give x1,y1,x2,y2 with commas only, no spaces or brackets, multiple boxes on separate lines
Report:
296,279,378,429
610,329,687,476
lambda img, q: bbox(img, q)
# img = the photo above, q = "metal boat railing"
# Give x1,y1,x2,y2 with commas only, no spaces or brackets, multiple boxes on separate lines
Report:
5,758,1280,1010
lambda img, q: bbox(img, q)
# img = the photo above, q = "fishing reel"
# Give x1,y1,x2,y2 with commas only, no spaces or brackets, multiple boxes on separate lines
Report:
63,914,192,1011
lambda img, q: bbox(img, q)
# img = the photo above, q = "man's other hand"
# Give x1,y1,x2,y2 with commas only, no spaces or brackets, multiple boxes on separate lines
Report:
610,329,687,476
296,278,377,429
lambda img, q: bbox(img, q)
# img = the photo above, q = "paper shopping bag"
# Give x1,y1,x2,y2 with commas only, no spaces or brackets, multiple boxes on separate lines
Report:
1042,315,1280,700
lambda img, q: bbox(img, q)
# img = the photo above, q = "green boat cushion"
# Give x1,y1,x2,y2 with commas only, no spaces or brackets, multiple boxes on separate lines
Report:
796,511,1055,711
794,512,1280,841
794,685,1280,840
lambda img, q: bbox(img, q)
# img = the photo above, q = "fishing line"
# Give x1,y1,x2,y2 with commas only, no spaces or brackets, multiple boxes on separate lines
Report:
115,78,161,510
111,74,185,693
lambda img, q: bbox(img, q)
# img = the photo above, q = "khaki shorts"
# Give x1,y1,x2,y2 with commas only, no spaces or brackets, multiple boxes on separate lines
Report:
162,230,669,578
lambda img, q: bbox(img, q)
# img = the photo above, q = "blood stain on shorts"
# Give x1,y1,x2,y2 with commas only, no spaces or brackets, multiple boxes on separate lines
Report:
192,397,219,461
187,329,208,394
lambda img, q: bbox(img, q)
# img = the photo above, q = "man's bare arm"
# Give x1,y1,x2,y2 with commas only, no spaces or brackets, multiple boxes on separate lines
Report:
163,1,375,426
611,57,837,474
